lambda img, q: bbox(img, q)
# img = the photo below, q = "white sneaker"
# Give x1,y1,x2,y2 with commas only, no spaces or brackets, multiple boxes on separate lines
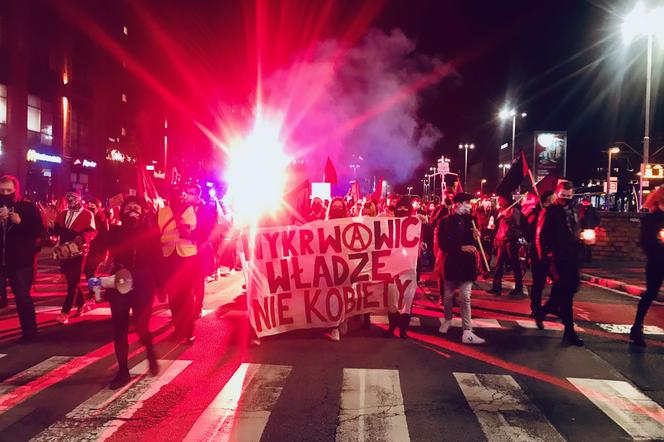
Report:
339,320,348,336
57,312,69,324
329,328,340,342
438,319,452,334
462,330,485,345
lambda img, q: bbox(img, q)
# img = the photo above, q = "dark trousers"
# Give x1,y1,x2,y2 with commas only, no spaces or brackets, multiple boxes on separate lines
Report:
109,289,154,373
60,256,85,314
541,260,579,330
388,312,411,335
165,254,197,339
492,240,523,292
0,274,7,302
530,246,548,314
193,246,212,315
83,251,105,300
5,266,37,337
634,259,664,329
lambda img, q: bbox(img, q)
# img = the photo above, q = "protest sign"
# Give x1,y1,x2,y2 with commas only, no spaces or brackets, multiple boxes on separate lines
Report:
242,217,421,337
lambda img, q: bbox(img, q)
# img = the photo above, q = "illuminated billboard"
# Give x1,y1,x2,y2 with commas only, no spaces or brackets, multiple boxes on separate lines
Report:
533,131,567,180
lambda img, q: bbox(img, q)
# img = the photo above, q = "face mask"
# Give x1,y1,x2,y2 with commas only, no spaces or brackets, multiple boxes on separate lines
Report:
455,203,471,215
558,197,572,207
0,193,16,206
121,209,142,226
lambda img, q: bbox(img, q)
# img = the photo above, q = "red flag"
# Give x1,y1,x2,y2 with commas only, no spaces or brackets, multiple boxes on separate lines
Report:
323,157,338,184
495,150,529,199
372,177,383,201
137,158,161,211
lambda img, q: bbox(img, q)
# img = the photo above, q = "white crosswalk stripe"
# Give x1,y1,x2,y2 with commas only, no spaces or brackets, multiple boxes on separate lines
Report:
568,377,664,440
336,368,410,442
454,372,565,441
32,359,192,442
184,363,291,442
596,323,664,335
440,318,502,329
0,355,101,415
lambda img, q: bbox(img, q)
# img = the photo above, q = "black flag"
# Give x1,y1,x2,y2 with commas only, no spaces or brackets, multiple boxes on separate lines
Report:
495,151,529,199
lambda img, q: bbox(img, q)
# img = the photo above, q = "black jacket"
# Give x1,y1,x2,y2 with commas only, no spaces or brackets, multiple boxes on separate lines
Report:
641,211,664,261
537,203,581,263
0,199,45,270
437,213,478,282
107,221,162,295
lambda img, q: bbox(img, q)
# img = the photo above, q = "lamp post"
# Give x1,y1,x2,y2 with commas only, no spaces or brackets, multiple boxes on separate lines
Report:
480,178,487,195
499,108,527,159
349,163,360,179
606,146,620,209
421,179,427,196
458,143,474,188
499,163,510,177
621,3,663,209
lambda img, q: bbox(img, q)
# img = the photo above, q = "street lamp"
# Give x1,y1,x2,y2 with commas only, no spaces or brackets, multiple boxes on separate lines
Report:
499,107,527,159
349,163,360,178
480,178,487,195
499,163,511,177
429,167,437,197
621,2,664,209
606,146,620,209
458,143,474,188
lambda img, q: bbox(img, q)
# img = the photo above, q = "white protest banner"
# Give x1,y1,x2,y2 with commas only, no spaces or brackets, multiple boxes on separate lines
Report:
242,217,421,337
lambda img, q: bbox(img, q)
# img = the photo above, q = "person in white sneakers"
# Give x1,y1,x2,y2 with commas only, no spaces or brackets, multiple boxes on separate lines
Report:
437,192,485,345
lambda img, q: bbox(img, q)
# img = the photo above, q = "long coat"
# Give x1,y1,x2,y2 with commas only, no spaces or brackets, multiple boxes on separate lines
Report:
437,213,478,282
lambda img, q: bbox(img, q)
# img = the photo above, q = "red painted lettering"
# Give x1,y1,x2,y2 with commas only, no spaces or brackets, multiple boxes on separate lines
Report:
371,250,392,281
318,226,342,253
265,258,291,293
277,292,294,325
401,217,420,247
304,289,325,323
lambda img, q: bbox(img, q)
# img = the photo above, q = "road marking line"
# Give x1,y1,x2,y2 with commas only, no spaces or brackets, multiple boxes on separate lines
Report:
0,354,5,359
582,280,664,306
568,377,664,440
31,359,191,442
454,372,565,442
442,318,502,329
596,324,664,335
336,368,410,442
0,356,100,414
515,319,584,331
184,363,291,442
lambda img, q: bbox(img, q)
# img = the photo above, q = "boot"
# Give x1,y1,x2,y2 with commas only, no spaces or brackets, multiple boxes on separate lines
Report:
386,313,398,338
629,325,646,347
562,328,584,346
399,314,410,339
109,369,131,390
147,347,159,376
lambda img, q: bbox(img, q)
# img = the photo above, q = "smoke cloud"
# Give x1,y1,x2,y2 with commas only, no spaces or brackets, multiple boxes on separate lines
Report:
264,28,448,190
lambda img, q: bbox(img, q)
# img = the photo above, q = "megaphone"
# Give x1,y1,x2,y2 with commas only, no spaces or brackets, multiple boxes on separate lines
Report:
88,268,133,301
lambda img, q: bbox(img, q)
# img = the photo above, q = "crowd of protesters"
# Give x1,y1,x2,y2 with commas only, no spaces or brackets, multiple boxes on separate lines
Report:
1,171,663,389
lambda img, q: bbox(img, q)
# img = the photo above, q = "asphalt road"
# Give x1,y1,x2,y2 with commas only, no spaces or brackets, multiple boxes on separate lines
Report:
0,253,663,441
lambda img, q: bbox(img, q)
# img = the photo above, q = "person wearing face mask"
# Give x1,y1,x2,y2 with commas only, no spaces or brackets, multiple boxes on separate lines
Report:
52,188,97,324
82,198,109,312
525,191,554,317
0,175,44,342
630,186,664,347
437,192,485,344
488,196,525,297
105,196,161,389
535,181,584,346
385,196,416,339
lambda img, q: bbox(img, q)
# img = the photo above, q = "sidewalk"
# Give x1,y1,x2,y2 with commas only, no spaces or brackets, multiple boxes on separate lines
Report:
580,262,663,302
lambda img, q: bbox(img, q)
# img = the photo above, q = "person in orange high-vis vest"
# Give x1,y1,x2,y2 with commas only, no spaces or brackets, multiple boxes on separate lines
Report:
158,186,199,343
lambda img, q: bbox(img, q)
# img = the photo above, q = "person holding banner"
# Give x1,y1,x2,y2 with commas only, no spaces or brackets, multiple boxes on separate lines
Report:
437,192,485,344
328,197,349,341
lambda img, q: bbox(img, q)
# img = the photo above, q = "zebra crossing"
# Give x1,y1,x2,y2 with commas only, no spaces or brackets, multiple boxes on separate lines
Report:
1,350,663,441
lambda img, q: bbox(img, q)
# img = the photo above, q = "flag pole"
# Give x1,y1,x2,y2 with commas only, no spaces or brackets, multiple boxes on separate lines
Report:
472,220,490,273
528,169,544,209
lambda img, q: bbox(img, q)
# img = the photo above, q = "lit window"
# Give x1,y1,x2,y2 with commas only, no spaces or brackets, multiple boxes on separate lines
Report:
0,84,6,125
121,93,127,103
27,95,41,132
121,127,126,136
123,26,128,35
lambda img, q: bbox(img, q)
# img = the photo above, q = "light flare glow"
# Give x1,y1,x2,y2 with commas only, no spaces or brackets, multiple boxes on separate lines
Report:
224,110,291,227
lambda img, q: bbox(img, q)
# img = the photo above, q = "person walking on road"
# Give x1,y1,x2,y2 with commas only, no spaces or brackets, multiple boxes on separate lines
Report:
83,198,109,312
523,191,554,316
53,188,97,324
105,196,161,389
535,181,584,346
630,186,664,347
437,192,485,345
0,175,44,342
488,196,525,297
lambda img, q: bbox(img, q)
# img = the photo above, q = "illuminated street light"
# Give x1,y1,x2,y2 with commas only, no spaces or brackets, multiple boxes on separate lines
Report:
606,147,621,209
499,163,511,177
458,143,474,188
621,2,664,208
480,178,487,195
498,107,527,159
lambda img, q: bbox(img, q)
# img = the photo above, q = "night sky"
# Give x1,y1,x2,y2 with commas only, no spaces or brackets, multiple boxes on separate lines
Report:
138,0,663,191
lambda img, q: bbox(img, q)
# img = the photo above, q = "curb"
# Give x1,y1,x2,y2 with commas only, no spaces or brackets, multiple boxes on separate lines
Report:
580,272,664,302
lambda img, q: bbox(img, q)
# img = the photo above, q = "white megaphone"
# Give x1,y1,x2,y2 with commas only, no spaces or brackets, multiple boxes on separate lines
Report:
88,268,133,302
